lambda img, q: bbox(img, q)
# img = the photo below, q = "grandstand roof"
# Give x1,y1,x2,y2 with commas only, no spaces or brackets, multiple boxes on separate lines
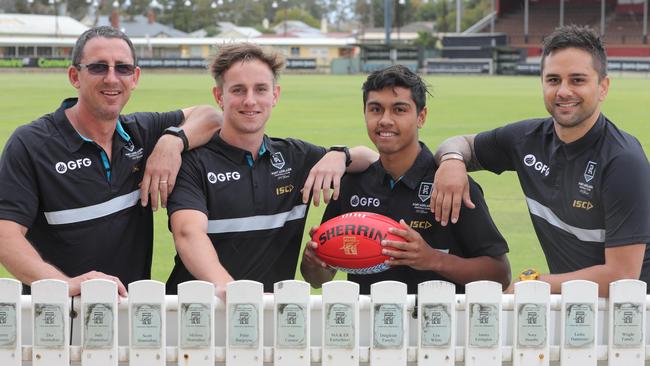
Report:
0,13,88,37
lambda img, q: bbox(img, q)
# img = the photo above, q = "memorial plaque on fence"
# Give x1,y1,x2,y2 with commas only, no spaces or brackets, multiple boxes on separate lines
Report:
83,303,114,349
613,302,643,347
229,303,259,348
373,303,403,349
421,303,451,347
276,303,306,348
131,303,162,348
517,303,547,347
325,303,355,349
468,303,499,347
0,303,16,348
180,302,211,348
564,303,595,348
34,303,65,348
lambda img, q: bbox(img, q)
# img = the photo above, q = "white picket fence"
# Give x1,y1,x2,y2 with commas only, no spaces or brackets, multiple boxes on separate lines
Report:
0,278,648,365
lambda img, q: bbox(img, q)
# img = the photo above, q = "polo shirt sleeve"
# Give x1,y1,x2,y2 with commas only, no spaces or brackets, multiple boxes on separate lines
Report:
166,150,209,217
450,177,509,257
128,110,185,150
287,138,328,172
0,131,39,228
474,122,527,174
602,149,650,247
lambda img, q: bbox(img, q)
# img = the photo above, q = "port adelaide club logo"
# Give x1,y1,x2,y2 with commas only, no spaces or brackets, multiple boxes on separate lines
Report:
271,152,285,170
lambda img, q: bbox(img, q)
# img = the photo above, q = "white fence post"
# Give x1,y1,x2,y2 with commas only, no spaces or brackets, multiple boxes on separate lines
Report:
560,280,598,366
465,280,502,366
513,280,550,366
322,280,360,366
417,280,456,366
607,279,646,366
177,280,215,366
0,278,21,366
80,279,118,366
273,280,310,366
128,280,166,366
31,279,70,366
370,280,408,366
226,280,263,366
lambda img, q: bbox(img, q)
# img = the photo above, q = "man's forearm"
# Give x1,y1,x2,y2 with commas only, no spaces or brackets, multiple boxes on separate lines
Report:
180,105,223,149
435,253,511,289
0,221,68,285
347,146,379,172
300,261,336,289
175,233,233,287
434,134,483,172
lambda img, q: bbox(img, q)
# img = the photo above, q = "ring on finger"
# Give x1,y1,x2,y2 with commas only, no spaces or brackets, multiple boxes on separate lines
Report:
160,180,168,184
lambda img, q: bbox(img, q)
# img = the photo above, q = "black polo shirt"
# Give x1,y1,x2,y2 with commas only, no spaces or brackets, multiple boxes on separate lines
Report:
0,98,184,291
165,133,327,293
475,114,650,285
322,143,509,294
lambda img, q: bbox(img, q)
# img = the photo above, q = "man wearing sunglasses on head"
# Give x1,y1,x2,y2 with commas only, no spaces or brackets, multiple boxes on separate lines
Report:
0,26,223,296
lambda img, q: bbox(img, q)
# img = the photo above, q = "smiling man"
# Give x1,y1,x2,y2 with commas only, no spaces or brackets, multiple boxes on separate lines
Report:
431,25,650,296
300,65,511,294
164,43,377,299
0,26,222,296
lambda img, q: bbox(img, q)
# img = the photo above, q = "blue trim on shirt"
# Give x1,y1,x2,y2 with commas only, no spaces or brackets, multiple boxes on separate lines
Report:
245,141,268,167
75,120,132,182
389,176,404,190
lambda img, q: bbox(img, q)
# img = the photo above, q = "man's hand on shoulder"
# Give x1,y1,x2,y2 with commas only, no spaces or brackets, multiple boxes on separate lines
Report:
140,134,184,210
431,159,474,226
302,150,347,207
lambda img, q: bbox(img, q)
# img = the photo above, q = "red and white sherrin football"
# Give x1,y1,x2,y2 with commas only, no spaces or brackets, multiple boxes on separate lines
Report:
312,212,405,274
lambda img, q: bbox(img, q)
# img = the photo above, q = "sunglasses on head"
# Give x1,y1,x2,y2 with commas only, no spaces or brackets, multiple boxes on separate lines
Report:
75,63,136,76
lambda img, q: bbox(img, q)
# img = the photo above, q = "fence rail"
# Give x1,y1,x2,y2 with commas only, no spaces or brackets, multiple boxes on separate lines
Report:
0,278,647,365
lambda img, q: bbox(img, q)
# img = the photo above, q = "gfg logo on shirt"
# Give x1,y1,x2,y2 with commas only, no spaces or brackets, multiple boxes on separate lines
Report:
55,158,92,174
207,171,241,184
350,195,381,208
523,154,550,177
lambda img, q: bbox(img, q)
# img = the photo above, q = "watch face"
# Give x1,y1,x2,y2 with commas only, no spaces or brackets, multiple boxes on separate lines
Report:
522,269,535,276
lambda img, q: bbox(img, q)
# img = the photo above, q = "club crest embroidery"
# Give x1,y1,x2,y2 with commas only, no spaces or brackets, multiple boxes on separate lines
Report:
584,161,597,182
271,152,286,170
418,182,433,203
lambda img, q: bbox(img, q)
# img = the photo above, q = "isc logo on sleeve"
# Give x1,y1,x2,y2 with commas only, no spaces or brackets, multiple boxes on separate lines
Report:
55,158,92,174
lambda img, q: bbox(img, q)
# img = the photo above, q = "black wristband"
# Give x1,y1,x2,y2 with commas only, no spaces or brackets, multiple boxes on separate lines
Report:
328,145,351,167
163,126,189,152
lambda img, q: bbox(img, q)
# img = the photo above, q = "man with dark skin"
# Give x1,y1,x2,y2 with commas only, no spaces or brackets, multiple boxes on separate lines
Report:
301,65,510,294
430,26,649,296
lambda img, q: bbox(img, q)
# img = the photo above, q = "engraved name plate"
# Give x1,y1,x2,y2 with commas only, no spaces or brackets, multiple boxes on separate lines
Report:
324,303,354,349
373,303,403,349
276,303,306,348
564,303,595,348
83,303,114,349
468,303,499,348
613,302,643,347
0,303,17,349
34,303,65,348
180,303,211,349
421,303,451,347
229,303,259,348
517,303,547,348
131,303,162,348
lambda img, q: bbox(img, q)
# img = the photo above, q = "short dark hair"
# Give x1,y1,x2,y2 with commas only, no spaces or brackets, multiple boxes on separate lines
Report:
362,65,430,114
541,25,607,80
71,26,137,66
209,43,285,86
